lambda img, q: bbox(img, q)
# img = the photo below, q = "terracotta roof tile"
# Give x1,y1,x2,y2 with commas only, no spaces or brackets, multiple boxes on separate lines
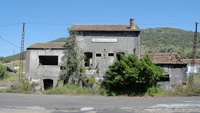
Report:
27,42,66,49
141,53,186,64
71,24,140,32
183,59,200,64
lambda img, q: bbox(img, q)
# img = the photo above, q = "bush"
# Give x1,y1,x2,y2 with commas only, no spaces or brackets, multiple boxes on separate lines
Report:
0,63,9,80
146,85,163,96
101,54,165,96
6,81,36,94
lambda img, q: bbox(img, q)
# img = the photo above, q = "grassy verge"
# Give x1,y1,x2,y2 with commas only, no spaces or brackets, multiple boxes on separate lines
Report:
43,84,101,95
147,75,200,97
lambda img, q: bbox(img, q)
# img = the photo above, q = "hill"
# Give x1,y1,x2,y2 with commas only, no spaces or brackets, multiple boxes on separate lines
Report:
140,27,200,58
1,27,200,62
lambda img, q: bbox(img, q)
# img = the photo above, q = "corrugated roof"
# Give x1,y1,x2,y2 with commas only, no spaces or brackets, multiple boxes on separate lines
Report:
141,53,186,64
183,59,200,64
71,24,141,32
27,42,66,49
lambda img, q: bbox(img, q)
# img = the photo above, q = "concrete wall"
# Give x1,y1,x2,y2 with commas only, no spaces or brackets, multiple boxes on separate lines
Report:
25,49,64,90
76,31,140,78
157,64,187,90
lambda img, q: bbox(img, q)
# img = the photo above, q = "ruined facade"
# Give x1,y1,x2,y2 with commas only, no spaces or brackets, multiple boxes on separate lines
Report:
70,19,141,78
25,42,65,90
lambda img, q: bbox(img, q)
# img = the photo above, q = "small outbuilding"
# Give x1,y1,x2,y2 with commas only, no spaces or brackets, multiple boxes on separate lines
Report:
141,53,187,90
25,42,65,90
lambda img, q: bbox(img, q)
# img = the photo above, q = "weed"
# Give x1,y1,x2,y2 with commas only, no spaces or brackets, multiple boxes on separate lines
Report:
43,84,100,95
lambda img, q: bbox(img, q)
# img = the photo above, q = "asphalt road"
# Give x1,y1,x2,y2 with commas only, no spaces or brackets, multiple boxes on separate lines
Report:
0,93,200,113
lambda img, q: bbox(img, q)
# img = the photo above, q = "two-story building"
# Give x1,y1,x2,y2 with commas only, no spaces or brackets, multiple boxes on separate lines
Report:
70,18,141,78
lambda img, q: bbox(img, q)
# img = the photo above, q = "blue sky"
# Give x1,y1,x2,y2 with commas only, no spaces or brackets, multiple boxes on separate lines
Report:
0,0,199,57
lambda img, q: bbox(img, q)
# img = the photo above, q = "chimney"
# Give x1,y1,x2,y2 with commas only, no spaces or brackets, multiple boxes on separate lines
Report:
130,18,136,29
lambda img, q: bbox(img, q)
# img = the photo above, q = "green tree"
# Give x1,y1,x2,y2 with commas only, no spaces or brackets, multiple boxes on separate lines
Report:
0,63,9,80
61,30,86,86
102,54,165,96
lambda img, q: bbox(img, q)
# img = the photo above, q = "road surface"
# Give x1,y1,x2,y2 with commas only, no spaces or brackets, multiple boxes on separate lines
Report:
0,93,200,113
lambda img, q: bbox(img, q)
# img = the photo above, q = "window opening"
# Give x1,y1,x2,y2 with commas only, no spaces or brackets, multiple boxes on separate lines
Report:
108,53,114,56
84,52,93,67
133,48,136,54
43,79,53,90
39,56,58,65
116,52,125,61
160,75,169,81
96,53,101,57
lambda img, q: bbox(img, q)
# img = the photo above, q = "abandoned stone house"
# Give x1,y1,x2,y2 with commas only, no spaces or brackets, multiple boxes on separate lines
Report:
70,18,141,78
25,19,141,89
141,53,187,90
25,42,66,90
25,19,187,90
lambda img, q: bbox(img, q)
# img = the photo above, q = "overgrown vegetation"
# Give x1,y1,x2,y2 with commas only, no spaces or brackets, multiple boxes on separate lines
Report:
43,84,100,95
5,81,37,94
0,63,9,80
61,30,94,87
101,54,165,96
140,28,200,58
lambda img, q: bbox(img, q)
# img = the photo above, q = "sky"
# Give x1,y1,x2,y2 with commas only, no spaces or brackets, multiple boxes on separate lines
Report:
0,0,199,57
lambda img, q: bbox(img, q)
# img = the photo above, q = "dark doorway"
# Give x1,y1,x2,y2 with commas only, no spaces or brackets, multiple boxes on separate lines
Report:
43,79,53,90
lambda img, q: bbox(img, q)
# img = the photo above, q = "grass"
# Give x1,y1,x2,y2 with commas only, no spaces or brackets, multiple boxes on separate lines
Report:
43,84,101,95
149,74,200,97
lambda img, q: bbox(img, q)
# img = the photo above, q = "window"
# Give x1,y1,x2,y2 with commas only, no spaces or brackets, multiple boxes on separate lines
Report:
84,52,93,67
39,56,58,65
108,53,114,56
160,75,169,81
133,48,136,54
116,52,125,61
96,53,101,57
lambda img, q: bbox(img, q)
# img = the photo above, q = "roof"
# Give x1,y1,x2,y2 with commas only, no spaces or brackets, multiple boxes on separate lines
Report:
141,53,186,64
27,42,66,49
71,24,141,32
183,59,200,64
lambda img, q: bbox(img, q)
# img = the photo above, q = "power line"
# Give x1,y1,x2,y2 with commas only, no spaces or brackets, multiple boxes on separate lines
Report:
0,23,21,27
138,22,195,26
0,36,20,48
27,22,73,26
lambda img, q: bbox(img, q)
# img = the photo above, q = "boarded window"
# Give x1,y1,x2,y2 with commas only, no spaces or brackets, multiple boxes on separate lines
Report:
116,52,125,61
108,53,114,56
39,56,58,65
84,52,93,67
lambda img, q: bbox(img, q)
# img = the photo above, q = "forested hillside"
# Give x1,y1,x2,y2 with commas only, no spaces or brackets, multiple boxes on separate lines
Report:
140,27,200,58
1,27,200,62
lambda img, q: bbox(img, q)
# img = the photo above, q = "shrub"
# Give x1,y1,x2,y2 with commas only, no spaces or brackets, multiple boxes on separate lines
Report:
0,63,9,80
7,81,36,94
101,54,165,96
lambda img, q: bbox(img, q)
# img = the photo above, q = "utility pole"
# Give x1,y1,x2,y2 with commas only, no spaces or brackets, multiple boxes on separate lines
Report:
188,22,198,87
19,23,25,81
13,49,15,70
